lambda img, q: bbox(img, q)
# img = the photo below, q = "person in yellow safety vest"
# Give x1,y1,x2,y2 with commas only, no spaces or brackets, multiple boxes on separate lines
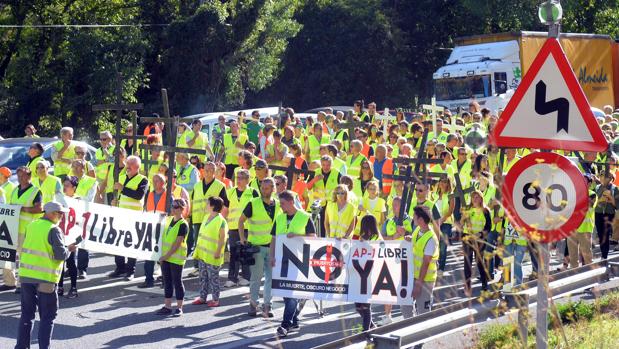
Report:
354,214,382,331
567,191,595,269
355,181,386,238
32,160,62,205
189,161,229,276
26,142,45,175
333,120,350,153
175,122,192,148
325,184,357,239
307,155,342,235
2,166,43,292
71,160,98,202
100,146,127,205
400,205,439,319
0,167,16,201
69,145,95,178
223,120,248,179
502,148,521,175
109,155,149,280
154,199,189,316
186,119,215,163
324,144,347,175
305,123,330,163
452,146,473,226
213,115,229,141
119,124,141,156
145,147,164,191
94,131,115,185
269,190,316,337
353,100,369,123
50,127,76,180
24,124,40,138
427,118,449,144
234,150,256,186
175,153,199,195
503,220,527,286
224,169,259,288
249,159,269,192
238,177,281,317
432,176,455,277
16,201,77,349
346,140,368,178
462,190,491,295
377,196,413,326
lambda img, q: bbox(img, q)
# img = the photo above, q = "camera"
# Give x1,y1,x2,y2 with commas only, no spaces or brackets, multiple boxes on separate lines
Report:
310,200,321,215
237,241,260,266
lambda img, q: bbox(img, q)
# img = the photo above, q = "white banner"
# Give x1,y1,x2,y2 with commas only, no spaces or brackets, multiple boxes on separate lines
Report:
272,236,414,305
0,204,20,268
59,197,166,261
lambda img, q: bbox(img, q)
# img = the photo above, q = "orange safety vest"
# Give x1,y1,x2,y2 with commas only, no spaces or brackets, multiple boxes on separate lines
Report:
146,191,167,213
361,143,371,158
292,180,307,209
369,156,394,195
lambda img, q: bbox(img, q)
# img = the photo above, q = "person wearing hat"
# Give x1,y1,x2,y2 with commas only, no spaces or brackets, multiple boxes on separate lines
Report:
249,159,270,192
32,160,62,205
26,142,44,175
15,201,77,349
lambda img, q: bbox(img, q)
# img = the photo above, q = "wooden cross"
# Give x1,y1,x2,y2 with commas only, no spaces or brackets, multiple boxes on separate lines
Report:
139,89,208,213
375,108,396,136
92,73,143,201
338,117,368,142
422,96,444,136
384,129,442,224
268,161,314,190
446,115,466,134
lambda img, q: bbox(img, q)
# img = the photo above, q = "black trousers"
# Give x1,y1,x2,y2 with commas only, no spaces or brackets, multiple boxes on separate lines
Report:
463,233,488,291
59,251,77,289
114,256,136,275
595,212,614,259
161,261,185,300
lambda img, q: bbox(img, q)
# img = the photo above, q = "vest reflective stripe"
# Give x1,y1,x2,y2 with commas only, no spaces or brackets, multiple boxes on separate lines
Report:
467,208,486,234
435,193,453,225
227,187,256,230
27,156,43,176
370,157,394,195
118,174,147,211
10,185,40,236
146,191,167,213
33,176,60,204
106,166,127,194
162,217,188,265
195,214,228,266
192,179,225,223
326,201,356,238
275,210,311,235
95,146,115,181
307,135,329,162
412,228,439,282
76,176,97,199
19,219,63,283
312,170,340,206
53,141,76,176
247,198,280,245
577,208,594,233
346,154,366,178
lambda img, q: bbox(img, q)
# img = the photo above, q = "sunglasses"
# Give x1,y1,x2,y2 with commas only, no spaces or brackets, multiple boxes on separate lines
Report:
416,189,425,192
100,138,110,141
275,182,284,186
335,192,346,195
255,166,266,170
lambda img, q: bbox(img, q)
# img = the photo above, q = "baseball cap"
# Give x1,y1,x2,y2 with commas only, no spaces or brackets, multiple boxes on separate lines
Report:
43,202,69,214
0,167,11,178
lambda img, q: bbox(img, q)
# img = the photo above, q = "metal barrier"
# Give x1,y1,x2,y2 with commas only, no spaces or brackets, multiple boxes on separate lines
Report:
314,256,619,349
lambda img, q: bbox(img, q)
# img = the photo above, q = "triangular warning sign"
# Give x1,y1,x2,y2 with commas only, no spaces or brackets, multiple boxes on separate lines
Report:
491,38,608,152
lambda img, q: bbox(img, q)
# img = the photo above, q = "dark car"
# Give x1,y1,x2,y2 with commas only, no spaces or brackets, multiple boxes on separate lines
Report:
0,137,96,180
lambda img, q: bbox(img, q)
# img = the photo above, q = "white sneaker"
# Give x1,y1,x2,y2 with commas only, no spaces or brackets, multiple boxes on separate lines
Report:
224,280,237,288
377,316,393,326
238,278,250,286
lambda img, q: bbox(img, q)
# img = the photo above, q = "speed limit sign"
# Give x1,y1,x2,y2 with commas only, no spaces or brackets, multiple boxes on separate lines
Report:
502,152,588,243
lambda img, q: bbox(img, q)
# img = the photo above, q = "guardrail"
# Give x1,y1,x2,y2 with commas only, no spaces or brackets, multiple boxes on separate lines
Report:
314,256,619,349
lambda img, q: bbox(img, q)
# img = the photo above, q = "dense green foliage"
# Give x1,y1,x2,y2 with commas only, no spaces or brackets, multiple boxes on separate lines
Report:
0,0,617,139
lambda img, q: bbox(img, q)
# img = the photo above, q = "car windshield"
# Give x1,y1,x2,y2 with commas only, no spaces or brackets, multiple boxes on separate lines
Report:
435,75,491,101
0,145,31,169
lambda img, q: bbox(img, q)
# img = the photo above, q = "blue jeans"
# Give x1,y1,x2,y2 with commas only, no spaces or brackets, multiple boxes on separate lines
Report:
144,260,155,283
281,297,299,329
439,224,452,271
505,244,526,285
15,283,58,349
486,231,498,278
249,246,272,306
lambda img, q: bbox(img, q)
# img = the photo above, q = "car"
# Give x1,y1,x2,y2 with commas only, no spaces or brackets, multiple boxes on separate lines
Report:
303,106,354,114
0,137,97,181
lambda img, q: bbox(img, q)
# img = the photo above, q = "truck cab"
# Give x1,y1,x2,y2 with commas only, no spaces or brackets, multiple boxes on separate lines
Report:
433,40,521,112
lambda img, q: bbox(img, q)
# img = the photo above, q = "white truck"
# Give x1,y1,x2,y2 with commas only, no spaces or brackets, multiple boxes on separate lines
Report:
433,31,619,112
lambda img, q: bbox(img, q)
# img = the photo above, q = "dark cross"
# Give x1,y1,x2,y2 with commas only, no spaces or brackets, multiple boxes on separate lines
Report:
92,73,143,201
337,118,368,143
450,165,476,209
268,161,314,190
493,148,506,218
139,89,208,213
384,129,442,224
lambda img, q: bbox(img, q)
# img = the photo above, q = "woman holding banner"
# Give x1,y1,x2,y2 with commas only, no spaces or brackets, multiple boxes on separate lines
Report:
155,199,189,317
57,176,80,298
355,214,382,331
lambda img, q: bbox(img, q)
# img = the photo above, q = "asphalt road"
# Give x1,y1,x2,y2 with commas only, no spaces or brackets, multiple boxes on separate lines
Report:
0,240,616,349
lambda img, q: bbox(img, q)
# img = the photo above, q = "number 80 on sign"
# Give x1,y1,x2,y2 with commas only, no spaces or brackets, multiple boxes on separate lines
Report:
502,152,588,243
